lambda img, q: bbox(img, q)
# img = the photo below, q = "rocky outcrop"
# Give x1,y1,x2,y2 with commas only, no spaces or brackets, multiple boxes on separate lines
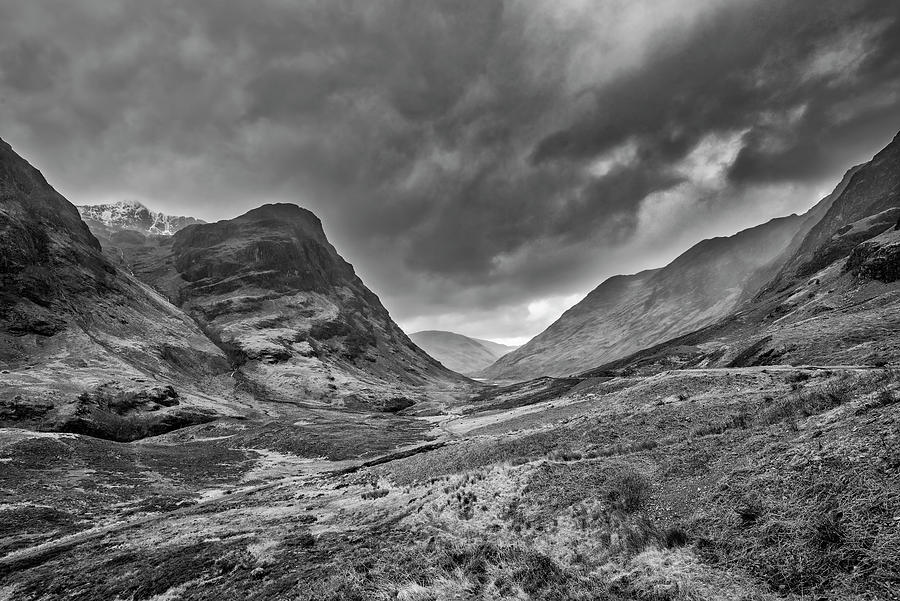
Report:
845,228,900,283
49,382,217,443
764,132,900,289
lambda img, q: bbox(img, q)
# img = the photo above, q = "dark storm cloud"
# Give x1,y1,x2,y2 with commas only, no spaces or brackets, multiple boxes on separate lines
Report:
532,1,900,179
1,0,899,341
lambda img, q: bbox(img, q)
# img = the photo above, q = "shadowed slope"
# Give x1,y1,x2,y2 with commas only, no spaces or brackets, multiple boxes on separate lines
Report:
0,137,237,440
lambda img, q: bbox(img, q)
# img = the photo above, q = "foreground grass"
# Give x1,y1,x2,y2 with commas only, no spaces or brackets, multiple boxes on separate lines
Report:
373,368,900,600
2,368,898,600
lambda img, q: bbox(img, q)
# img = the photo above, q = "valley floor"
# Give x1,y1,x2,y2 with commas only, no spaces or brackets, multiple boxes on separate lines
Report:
2,366,899,600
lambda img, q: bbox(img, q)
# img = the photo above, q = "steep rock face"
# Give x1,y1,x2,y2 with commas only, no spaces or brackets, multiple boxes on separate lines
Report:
845,227,900,283
483,212,807,380
0,140,108,335
172,205,354,299
585,131,900,376
409,331,517,376
789,133,900,280
750,165,863,301
0,137,236,439
124,203,467,407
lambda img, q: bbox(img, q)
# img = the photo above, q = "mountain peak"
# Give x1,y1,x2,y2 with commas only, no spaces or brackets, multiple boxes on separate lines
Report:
242,202,318,219
115,199,147,209
78,201,204,236
235,202,323,228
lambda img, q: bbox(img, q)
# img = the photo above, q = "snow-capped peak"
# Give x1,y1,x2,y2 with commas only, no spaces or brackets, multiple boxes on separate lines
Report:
77,200,204,236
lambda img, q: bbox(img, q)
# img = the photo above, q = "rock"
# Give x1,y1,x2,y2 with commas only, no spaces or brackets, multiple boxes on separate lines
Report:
250,567,267,579
376,397,416,413
76,383,180,414
845,229,900,283
0,395,54,422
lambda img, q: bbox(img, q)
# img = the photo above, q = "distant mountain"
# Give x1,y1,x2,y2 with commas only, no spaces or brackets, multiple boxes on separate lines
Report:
585,130,900,376
0,137,234,441
91,203,468,409
409,330,517,375
471,337,519,359
78,200,203,236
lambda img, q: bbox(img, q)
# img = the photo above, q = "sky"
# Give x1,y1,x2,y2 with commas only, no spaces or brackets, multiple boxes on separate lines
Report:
2,1,900,345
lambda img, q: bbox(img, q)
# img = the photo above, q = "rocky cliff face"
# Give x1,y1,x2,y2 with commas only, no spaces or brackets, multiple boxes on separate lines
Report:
759,133,900,296
0,137,236,440
0,140,108,337
111,203,467,409
482,212,808,380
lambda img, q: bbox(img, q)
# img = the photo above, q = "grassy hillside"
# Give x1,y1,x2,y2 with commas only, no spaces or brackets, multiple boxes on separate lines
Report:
3,365,898,599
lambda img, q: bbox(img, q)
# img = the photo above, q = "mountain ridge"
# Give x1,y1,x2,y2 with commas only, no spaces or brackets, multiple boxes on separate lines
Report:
579,130,900,376
482,210,813,380
78,200,204,236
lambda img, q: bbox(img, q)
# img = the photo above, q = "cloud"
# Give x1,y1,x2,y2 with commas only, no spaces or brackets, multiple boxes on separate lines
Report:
1,0,899,342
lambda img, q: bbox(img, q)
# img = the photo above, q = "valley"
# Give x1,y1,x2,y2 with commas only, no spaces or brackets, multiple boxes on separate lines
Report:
409,331,518,376
2,364,898,600
2,125,900,600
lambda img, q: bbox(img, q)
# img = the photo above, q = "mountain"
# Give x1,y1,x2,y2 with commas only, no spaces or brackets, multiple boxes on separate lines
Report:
76,200,205,268
482,206,823,380
5,133,899,601
0,137,236,441
78,200,203,236
86,203,468,410
470,337,519,359
482,159,873,382
409,330,517,375
584,131,900,376
1,135,465,437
